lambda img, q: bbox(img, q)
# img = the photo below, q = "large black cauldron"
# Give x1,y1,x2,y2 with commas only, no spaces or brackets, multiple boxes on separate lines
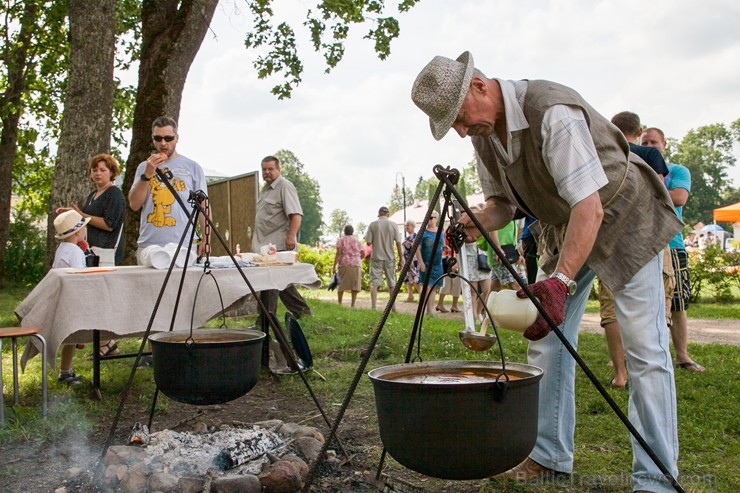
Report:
368,360,543,480
149,329,265,405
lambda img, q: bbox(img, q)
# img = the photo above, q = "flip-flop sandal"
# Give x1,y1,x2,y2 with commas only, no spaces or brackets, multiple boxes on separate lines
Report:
99,342,119,357
677,361,705,372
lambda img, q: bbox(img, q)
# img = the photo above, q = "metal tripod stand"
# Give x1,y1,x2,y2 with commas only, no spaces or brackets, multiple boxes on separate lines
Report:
98,166,349,465
301,164,684,493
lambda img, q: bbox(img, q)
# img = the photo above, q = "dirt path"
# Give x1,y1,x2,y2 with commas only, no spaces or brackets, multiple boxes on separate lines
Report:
317,293,740,346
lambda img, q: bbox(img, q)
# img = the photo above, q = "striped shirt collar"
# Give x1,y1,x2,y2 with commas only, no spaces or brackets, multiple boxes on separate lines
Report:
495,78,529,134
488,79,529,163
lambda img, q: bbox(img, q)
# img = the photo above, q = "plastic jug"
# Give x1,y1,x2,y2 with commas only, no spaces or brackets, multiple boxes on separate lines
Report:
485,289,538,333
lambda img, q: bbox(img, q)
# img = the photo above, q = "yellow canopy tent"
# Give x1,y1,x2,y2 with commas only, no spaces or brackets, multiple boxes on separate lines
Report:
713,202,740,223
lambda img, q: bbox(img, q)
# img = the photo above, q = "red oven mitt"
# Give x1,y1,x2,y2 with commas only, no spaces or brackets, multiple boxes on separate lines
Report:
516,277,568,341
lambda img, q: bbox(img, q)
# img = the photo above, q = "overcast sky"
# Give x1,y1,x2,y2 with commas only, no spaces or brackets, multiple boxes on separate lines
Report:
173,0,740,228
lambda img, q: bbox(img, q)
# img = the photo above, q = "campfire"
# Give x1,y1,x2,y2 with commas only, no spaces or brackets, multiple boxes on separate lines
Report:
102,419,329,493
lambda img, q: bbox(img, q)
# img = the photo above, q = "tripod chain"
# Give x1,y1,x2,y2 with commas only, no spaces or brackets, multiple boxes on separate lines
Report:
191,191,211,268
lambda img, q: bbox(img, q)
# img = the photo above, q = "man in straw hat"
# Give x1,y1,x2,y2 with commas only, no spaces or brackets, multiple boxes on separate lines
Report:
412,52,680,492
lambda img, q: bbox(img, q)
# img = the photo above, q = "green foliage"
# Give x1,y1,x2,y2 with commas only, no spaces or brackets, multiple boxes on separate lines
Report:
722,186,740,206
2,0,68,218
388,183,412,215
3,211,46,284
667,121,739,225
114,0,142,68
688,245,740,302
14,0,69,136
687,301,740,319
0,284,30,327
461,156,482,195
297,243,334,283
1,282,740,491
243,0,420,99
274,150,324,245
299,243,372,291
110,82,137,167
13,128,54,217
324,208,351,238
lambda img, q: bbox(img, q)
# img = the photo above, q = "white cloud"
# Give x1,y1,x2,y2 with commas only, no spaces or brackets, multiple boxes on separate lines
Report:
176,0,740,229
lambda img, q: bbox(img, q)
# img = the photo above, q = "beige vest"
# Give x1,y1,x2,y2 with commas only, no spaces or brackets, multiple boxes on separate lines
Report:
473,80,681,291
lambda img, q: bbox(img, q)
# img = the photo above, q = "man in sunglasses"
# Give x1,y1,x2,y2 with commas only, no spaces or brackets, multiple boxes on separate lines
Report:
129,115,209,263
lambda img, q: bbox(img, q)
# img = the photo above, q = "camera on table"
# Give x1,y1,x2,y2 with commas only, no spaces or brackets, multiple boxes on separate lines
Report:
85,252,100,267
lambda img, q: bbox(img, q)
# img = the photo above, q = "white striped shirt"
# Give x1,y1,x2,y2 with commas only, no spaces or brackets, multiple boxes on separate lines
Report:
478,79,607,208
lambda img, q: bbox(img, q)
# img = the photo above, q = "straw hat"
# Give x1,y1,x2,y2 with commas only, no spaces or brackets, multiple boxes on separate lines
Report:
411,51,474,141
54,210,90,239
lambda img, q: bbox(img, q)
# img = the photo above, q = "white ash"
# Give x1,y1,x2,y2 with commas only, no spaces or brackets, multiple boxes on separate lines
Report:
144,425,285,476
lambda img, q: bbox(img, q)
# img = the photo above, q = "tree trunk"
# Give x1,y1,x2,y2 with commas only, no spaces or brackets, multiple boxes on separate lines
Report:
0,2,38,284
121,0,219,265
46,0,117,269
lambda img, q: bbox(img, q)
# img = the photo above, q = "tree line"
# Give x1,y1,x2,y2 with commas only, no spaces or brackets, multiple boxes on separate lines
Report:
1,1,738,285
0,0,418,284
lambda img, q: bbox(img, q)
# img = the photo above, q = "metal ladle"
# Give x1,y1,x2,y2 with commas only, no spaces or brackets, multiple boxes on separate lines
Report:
455,237,496,352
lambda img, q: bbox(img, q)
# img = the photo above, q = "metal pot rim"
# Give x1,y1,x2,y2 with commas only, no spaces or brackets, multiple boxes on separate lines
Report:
368,360,543,386
149,328,265,344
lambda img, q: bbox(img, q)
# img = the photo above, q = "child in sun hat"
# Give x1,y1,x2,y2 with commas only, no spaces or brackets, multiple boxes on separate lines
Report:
52,210,91,386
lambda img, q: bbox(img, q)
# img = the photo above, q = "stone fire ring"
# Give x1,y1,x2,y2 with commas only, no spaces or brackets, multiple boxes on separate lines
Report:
102,419,333,493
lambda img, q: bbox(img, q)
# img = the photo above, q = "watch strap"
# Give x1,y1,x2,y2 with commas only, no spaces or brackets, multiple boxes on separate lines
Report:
551,271,577,295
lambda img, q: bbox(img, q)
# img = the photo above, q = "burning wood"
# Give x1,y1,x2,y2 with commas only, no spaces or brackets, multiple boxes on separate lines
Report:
127,422,150,446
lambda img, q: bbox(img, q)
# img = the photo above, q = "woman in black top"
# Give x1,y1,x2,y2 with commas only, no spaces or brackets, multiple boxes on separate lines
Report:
56,153,125,356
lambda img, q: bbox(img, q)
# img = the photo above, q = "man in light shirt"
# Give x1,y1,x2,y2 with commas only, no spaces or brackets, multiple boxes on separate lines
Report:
642,127,704,373
364,206,402,310
252,155,312,325
412,51,681,493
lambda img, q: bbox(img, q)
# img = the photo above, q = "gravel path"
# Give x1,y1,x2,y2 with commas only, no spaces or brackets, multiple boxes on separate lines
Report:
316,293,740,346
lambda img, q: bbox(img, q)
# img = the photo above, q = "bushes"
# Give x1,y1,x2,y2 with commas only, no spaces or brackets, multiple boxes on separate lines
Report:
688,245,740,302
298,244,372,291
4,211,46,284
297,244,334,284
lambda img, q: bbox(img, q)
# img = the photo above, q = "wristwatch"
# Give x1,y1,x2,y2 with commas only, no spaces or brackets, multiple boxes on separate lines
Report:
551,271,577,295
140,173,152,182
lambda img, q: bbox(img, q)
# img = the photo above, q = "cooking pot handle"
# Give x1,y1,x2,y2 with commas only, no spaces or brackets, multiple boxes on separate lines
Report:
491,373,510,402
189,270,228,339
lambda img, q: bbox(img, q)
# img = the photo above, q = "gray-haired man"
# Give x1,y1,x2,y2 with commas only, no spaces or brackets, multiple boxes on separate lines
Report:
412,52,680,492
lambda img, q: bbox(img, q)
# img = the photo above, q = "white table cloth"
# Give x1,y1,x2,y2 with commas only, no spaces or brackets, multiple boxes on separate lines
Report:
16,263,320,369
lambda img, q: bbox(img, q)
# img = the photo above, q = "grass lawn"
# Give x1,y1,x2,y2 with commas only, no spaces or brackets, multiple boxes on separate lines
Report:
1,283,739,492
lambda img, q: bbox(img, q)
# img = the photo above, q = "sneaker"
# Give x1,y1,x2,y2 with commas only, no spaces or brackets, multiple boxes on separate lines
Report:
58,371,82,386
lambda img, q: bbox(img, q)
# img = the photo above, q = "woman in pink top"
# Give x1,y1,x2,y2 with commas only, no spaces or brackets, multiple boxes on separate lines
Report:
333,224,364,307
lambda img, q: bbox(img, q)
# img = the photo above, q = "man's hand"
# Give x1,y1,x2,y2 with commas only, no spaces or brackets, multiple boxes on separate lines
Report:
285,234,296,251
457,196,516,242
516,278,568,341
197,240,209,257
144,152,168,177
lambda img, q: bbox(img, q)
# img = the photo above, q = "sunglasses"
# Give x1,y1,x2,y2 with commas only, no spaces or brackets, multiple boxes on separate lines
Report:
152,135,176,142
